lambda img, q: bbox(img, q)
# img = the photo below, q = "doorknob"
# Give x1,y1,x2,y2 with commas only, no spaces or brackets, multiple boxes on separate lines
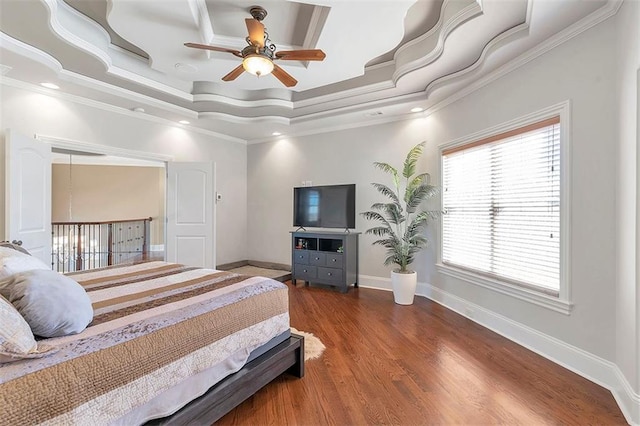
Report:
11,240,22,246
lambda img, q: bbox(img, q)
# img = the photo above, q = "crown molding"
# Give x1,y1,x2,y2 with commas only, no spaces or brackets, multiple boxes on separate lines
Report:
42,0,112,70
0,0,621,143
250,0,622,142
247,111,421,145
0,77,247,144
0,32,63,73
57,69,196,117
425,21,529,96
392,0,482,83
192,93,294,109
199,111,291,126
422,0,623,119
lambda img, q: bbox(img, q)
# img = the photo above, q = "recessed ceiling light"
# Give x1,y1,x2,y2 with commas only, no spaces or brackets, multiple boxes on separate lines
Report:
40,82,59,89
132,107,145,113
410,107,423,113
272,132,282,136
178,120,190,125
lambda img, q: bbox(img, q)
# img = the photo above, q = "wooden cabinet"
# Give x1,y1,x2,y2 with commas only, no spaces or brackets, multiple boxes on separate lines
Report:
290,231,359,293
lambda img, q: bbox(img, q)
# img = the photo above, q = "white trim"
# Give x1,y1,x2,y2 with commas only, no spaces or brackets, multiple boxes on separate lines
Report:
436,263,572,315
392,0,482,83
358,274,393,292
420,282,639,426
421,0,622,121
35,135,174,163
438,101,572,312
192,93,294,109
0,1,621,141
337,272,637,423
0,77,247,145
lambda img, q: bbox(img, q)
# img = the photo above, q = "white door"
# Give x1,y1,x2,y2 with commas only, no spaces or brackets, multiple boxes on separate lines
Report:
5,129,52,266
166,162,214,268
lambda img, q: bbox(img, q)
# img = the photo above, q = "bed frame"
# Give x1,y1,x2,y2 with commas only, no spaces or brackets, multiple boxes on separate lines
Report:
149,334,304,425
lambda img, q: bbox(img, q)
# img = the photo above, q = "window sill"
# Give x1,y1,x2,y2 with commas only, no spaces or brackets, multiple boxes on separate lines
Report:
436,263,573,315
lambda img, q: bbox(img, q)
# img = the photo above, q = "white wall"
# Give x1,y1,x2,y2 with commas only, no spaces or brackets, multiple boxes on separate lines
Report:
247,121,440,276
615,0,640,404
248,9,640,419
0,84,248,266
249,14,617,359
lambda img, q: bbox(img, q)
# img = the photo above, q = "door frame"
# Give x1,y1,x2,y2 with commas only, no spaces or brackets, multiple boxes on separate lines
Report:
35,134,196,264
36,134,173,163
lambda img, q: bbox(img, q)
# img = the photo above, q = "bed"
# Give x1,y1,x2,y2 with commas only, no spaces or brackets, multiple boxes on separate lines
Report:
0,250,304,425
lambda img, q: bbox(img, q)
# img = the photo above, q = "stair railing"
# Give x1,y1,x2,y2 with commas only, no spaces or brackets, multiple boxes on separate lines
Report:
51,217,152,273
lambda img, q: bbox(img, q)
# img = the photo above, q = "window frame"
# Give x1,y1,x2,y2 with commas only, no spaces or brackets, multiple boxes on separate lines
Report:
437,101,572,315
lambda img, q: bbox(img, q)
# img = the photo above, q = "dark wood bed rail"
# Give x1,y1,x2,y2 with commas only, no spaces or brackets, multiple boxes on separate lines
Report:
147,334,304,425
51,217,152,272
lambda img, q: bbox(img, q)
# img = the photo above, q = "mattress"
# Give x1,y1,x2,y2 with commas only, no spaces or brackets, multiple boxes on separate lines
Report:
0,261,290,425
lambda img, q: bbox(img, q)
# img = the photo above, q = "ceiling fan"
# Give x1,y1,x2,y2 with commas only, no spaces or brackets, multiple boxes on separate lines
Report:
185,6,326,88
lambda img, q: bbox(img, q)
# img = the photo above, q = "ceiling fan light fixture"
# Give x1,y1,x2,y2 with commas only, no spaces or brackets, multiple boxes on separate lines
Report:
242,54,274,77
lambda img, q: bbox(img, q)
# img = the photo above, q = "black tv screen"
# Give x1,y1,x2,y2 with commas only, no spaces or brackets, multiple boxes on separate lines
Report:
293,184,356,229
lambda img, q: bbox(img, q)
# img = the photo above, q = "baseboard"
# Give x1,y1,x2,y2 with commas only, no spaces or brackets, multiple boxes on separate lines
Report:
423,282,639,426
358,274,393,291
216,260,249,271
248,260,291,271
216,260,291,272
360,273,639,425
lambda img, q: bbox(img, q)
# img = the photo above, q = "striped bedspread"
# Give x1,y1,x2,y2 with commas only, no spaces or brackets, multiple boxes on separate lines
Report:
0,261,290,425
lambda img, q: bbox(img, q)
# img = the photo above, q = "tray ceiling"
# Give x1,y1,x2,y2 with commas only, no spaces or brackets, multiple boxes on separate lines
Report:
0,0,616,142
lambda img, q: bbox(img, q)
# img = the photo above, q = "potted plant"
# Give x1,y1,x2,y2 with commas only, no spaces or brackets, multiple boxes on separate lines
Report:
361,142,439,305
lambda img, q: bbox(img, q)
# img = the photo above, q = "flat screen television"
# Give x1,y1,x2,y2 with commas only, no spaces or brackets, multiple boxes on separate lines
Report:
293,184,356,229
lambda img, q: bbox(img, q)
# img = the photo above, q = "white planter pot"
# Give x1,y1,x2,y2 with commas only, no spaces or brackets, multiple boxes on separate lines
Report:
391,270,417,305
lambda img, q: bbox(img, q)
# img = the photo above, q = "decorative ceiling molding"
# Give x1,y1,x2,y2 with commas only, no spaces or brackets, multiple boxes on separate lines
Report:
391,0,482,84
424,21,529,97
43,0,113,70
187,0,213,49
0,0,619,142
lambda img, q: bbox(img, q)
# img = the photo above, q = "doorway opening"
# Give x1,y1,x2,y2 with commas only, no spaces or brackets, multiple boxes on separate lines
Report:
50,148,166,272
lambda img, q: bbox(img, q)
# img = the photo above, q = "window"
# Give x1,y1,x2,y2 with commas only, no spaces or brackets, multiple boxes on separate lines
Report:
441,114,566,304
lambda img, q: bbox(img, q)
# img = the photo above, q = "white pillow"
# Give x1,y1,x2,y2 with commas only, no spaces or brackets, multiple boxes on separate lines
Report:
0,247,49,279
0,269,94,338
0,295,58,363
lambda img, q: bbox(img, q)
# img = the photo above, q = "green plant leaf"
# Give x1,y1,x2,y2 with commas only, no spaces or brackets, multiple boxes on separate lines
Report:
402,142,426,179
373,162,400,188
371,183,400,205
361,140,439,271
406,184,438,213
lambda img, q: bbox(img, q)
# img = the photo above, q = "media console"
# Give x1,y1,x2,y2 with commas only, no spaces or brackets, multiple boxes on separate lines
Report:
290,230,359,293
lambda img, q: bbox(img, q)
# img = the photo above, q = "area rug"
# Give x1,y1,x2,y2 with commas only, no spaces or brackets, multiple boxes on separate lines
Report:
290,327,326,361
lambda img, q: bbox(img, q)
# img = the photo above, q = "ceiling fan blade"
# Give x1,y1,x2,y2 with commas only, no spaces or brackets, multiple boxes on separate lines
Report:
275,49,326,61
184,43,242,58
222,64,245,82
245,18,265,48
271,64,297,87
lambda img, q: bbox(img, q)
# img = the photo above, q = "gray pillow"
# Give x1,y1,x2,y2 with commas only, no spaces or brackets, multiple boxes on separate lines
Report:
0,269,94,338
0,295,58,363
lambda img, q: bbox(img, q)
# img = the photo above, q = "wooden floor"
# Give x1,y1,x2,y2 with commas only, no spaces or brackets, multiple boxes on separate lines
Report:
218,282,626,425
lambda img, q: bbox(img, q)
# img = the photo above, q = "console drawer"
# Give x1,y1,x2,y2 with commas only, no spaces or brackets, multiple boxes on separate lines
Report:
294,264,316,280
309,252,326,266
325,253,343,268
293,250,309,264
317,267,342,285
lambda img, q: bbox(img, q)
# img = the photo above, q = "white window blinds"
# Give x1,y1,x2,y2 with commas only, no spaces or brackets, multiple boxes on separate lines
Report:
442,117,560,294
